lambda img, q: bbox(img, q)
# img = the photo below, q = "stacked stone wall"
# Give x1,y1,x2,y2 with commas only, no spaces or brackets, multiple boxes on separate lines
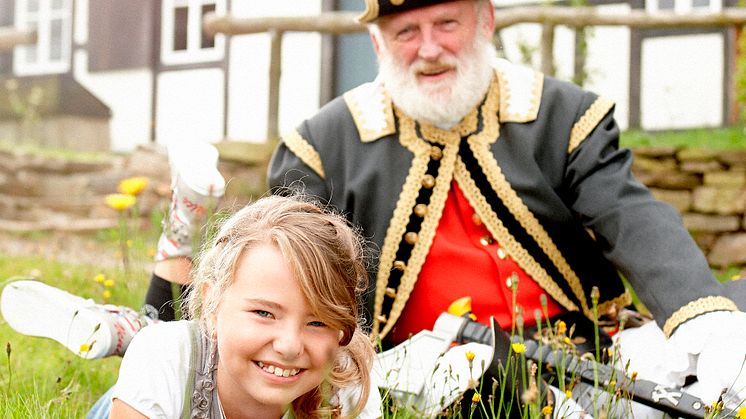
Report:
1,143,745,269
632,147,746,268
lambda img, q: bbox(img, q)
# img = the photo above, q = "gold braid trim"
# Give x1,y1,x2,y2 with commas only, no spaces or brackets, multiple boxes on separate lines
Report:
378,114,461,340
468,137,592,317
596,290,632,319
343,82,396,143
568,97,615,154
496,67,544,123
454,160,579,312
282,129,325,180
663,296,739,337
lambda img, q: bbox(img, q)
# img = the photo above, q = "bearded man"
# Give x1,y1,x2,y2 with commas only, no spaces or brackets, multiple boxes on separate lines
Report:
268,0,746,414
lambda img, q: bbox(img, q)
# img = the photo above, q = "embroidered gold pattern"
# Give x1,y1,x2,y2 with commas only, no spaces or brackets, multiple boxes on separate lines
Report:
568,97,615,154
343,82,396,142
662,296,738,337
467,132,593,318
494,64,543,123
282,129,325,180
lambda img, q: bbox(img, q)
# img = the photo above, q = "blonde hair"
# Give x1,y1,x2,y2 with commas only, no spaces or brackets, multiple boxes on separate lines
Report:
185,194,374,418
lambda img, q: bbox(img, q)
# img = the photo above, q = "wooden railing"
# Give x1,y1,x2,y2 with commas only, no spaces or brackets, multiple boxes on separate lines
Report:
204,7,746,140
0,27,36,52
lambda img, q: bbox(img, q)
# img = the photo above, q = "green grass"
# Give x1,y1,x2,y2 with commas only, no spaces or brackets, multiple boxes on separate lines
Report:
621,126,745,149
0,244,152,417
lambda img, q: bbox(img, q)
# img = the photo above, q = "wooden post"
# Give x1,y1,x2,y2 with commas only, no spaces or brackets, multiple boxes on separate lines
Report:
0,27,36,51
541,23,555,77
267,29,283,142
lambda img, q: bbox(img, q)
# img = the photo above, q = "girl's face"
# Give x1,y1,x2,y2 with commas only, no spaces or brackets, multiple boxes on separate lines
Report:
214,243,341,416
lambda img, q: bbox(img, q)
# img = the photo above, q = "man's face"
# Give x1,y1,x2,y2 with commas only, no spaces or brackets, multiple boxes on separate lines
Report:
372,0,496,127
374,0,483,88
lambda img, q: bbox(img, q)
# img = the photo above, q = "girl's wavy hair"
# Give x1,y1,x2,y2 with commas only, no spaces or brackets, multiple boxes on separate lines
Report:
185,194,373,418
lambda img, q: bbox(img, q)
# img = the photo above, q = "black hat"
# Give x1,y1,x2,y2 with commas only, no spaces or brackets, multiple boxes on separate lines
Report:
357,0,459,23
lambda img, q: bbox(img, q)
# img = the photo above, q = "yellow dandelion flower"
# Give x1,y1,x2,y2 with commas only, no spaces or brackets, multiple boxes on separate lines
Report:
563,336,572,345
511,342,526,354
118,176,149,196
102,290,112,300
79,343,91,353
465,351,476,361
556,320,567,334
471,393,481,403
542,405,553,416
94,273,106,283
630,371,638,380
103,279,115,288
126,239,133,248
565,390,573,399
736,406,746,419
105,194,137,211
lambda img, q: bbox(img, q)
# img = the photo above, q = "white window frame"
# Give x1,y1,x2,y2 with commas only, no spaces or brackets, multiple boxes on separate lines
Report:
161,0,226,65
645,0,721,13
13,0,72,75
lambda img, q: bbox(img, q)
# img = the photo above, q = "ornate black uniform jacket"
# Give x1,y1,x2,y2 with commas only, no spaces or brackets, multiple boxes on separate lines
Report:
268,58,739,341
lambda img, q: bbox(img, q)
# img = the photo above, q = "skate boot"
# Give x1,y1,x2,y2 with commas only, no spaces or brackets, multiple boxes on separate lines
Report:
0,280,155,359
156,141,226,261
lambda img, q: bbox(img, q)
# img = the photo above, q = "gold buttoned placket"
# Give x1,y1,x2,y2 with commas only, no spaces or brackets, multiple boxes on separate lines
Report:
385,287,397,299
421,175,436,189
393,260,407,271
414,204,428,218
430,146,443,161
404,232,419,245
377,315,387,325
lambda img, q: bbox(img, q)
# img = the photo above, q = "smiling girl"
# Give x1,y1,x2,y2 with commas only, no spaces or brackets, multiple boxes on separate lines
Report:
109,195,380,418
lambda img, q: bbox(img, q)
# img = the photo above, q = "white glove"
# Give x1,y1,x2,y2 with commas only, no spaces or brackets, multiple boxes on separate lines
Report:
672,311,746,406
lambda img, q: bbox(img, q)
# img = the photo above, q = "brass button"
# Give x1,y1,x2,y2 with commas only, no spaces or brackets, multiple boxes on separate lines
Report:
497,248,507,260
414,204,428,218
385,287,397,298
376,315,387,324
404,232,418,245
430,146,443,161
393,260,407,271
479,236,494,246
471,214,482,226
506,276,513,288
421,175,436,189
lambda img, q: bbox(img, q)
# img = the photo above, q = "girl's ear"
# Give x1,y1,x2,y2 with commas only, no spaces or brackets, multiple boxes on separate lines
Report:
201,283,219,337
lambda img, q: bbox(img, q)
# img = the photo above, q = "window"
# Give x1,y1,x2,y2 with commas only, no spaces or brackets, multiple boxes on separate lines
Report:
13,0,72,75
161,0,225,65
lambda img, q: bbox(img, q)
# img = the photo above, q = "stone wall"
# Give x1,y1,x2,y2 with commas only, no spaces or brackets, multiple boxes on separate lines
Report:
632,147,746,268
1,142,745,269
0,144,266,232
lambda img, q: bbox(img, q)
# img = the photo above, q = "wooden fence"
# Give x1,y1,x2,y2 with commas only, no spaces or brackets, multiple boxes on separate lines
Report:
204,6,746,140
0,27,36,52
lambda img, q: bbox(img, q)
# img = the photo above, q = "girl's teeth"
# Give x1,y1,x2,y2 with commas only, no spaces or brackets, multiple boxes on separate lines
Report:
257,361,299,377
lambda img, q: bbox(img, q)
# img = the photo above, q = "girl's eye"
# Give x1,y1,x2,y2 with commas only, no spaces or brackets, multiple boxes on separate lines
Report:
253,310,274,319
308,320,327,328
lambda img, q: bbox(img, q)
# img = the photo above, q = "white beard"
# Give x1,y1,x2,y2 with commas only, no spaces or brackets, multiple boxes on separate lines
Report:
377,36,496,129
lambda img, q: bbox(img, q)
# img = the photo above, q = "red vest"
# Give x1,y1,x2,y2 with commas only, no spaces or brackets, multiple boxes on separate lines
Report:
389,182,563,343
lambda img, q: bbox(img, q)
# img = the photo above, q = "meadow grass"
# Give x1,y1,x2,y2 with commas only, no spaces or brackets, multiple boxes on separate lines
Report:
0,232,155,417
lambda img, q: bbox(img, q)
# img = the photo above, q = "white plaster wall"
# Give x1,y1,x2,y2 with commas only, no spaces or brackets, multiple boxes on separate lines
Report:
73,52,154,152
584,4,631,130
640,34,723,130
227,0,323,142
156,69,225,148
